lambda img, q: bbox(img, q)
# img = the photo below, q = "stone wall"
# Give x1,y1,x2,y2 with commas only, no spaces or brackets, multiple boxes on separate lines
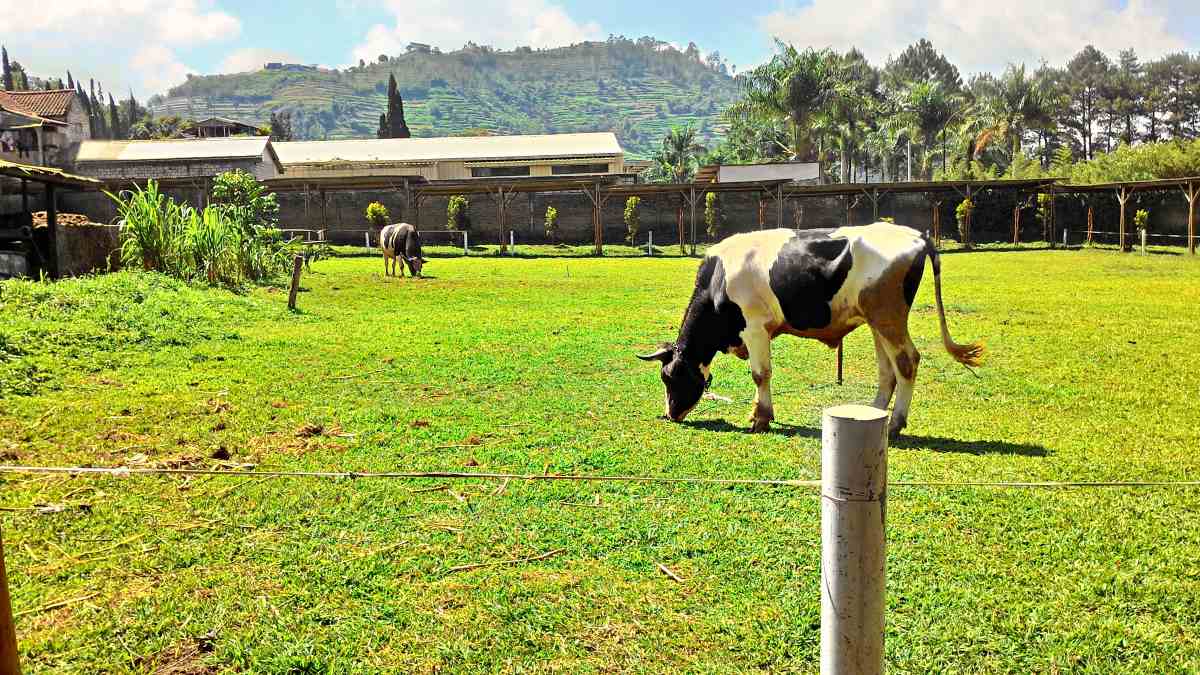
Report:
73,158,264,182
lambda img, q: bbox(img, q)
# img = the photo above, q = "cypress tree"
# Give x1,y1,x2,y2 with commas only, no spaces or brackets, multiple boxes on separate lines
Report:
1,47,12,91
67,71,74,89
377,112,388,139
108,93,122,140
386,73,410,138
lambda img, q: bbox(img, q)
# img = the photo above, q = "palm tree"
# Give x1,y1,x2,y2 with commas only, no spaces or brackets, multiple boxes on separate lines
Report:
891,81,961,179
657,125,707,182
975,64,1055,163
728,41,837,160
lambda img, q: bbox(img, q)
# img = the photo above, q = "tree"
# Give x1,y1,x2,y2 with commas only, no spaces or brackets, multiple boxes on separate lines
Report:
1064,45,1111,159
544,206,559,242
108,94,122,140
884,39,962,94
211,169,280,230
892,81,959,179
974,64,1054,164
656,125,706,182
268,111,294,141
728,41,837,160
377,113,388,139
364,202,390,228
1,47,11,91
624,197,641,243
67,71,74,90
387,73,410,138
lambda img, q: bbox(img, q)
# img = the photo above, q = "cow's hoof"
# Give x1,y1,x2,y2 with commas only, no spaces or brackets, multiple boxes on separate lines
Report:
750,418,772,433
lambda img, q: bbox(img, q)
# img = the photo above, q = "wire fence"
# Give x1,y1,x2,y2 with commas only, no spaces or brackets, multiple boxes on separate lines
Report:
3,465,1199,491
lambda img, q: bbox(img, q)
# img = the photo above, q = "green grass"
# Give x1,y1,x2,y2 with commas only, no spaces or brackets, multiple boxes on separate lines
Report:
2,247,1200,672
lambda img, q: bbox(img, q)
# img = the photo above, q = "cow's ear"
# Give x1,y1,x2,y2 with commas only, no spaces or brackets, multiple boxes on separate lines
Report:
636,344,674,363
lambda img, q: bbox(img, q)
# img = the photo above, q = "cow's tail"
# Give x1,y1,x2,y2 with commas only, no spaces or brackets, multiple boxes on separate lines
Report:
924,232,985,368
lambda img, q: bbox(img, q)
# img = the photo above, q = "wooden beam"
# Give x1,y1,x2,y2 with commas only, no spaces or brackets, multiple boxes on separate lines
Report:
1087,202,1095,245
45,184,58,279
1012,204,1020,245
0,525,19,675
689,187,697,256
1116,186,1130,252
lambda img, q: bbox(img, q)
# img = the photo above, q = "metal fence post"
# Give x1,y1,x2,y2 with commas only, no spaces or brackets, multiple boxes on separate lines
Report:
821,404,888,675
464,231,469,256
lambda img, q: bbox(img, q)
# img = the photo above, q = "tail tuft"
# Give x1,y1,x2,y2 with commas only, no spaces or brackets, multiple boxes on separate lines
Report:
947,340,985,368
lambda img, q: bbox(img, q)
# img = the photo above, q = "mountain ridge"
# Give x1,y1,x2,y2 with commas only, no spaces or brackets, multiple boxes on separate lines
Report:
148,38,741,158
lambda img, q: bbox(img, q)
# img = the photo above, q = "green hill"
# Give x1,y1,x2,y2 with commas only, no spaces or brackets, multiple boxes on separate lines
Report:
147,38,741,158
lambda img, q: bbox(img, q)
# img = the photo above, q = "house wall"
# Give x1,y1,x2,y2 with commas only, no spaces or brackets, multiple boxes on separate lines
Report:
74,157,266,182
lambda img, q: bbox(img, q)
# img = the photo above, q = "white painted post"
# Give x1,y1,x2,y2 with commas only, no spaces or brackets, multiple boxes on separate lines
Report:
510,230,515,253
463,231,469,256
648,230,653,256
1063,228,1068,248
821,404,889,675
1140,228,1147,254
365,231,371,249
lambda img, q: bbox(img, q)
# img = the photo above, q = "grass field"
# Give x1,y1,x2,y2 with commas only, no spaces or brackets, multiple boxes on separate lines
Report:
2,245,1200,673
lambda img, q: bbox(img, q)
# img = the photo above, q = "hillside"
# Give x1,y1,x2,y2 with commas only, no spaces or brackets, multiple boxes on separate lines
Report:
147,38,741,158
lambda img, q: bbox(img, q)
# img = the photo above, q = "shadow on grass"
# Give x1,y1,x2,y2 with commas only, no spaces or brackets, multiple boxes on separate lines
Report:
889,434,1050,457
683,419,1049,456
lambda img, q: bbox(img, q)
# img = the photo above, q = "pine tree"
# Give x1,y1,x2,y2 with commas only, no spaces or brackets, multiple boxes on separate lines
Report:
13,65,28,91
1,47,12,91
67,71,74,89
377,112,388,139
386,73,411,139
108,94,122,140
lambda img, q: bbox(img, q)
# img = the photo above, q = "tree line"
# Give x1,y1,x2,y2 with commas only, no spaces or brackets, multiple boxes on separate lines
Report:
649,39,1200,184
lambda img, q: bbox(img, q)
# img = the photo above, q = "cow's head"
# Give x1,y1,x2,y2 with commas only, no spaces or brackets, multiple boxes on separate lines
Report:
406,256,428,278
637,343,706,422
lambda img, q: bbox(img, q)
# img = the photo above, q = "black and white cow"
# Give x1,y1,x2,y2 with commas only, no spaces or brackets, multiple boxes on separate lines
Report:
637,223,983,437
380,222,427,278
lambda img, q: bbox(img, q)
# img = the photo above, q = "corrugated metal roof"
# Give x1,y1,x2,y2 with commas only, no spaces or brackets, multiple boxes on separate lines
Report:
0,158,101,188
274,132,623,166
0,89,76,118
714,163,822,183
76,137,272,162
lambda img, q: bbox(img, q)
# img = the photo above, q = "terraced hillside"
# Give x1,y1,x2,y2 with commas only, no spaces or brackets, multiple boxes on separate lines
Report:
148,39,741,158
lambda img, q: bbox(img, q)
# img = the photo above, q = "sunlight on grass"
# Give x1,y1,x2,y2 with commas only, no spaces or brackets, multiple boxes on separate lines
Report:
2,247,1199,671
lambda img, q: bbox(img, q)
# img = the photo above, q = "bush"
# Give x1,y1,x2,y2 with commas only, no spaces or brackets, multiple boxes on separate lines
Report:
211,169,279,230
704,192,722,239
447,195,470,231
624,197,640,244
955,197,975,247
1134,208,1150,232
108,179,295,287
544,206,558,241
365,202,390,228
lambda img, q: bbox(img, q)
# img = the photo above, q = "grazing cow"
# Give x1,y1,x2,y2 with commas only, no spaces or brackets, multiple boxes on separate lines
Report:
637,223,983,437
380,222,427,278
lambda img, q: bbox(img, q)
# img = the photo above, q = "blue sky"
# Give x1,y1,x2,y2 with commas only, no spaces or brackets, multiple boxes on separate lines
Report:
2,1,1197,98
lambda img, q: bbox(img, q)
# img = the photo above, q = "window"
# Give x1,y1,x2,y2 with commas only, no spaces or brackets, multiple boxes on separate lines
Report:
470,165,530,178
551,163,609,175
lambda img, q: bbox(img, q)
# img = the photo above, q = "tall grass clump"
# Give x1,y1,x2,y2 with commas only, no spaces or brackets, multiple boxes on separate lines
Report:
108,176,295,287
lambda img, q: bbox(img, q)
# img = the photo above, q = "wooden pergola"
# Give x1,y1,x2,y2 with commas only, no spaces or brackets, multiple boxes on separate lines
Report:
1058,177,1200,254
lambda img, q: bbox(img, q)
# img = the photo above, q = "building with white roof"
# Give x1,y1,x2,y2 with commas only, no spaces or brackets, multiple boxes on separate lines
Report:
72,136,283,183
273,132,625,181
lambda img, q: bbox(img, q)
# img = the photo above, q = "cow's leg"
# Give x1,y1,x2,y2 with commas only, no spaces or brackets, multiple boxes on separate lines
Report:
877,327,920,438
396,256,406,278
383,252,389,276
871,328,898,410
743,326,773,433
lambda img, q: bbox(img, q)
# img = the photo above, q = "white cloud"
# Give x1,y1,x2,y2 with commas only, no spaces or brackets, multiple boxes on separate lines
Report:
759,0,1190,75
218,48,303,74
0,0,240,95
348,0,602,65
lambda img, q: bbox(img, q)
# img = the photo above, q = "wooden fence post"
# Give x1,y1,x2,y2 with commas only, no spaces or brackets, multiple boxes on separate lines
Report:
821,404,888,675
0,525,20,675
1117,187,1130,252
287,255,303,311
1012,204,1020,245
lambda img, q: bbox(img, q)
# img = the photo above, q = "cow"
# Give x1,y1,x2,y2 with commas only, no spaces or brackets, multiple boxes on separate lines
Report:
380,222,427,278
637,223,983,438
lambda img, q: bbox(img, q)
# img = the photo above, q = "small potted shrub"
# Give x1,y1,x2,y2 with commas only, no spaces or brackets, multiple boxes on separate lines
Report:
624,196,641,245
447,195,470,231
1135,208,1150,252
544,205,560,245
955,197,975,249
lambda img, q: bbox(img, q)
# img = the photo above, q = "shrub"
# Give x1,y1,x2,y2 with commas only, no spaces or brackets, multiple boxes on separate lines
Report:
624,197,641,244
447,195,470,231
704,192,723,238
1134,209,1150,232
544,206,558,241
955,197,975,248
211,169,279,231
365,202,390,228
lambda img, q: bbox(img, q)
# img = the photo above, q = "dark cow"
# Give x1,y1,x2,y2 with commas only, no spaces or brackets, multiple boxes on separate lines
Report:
380,222,427,278
637,223,983,437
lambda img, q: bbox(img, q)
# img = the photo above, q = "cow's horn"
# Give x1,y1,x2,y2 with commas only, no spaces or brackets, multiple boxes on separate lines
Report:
636,345,673,363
